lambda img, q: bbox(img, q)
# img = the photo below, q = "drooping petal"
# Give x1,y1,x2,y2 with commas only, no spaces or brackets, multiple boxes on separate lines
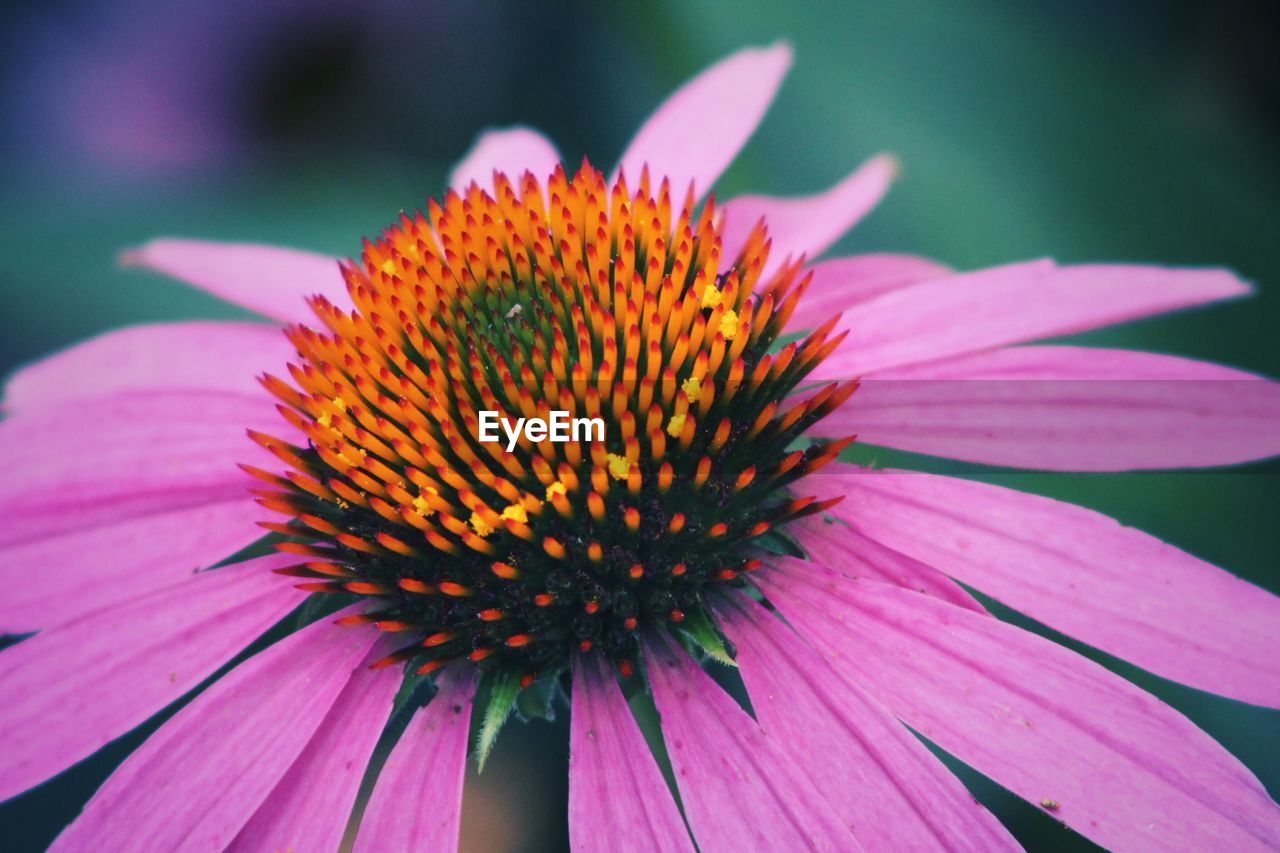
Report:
0,390,280,548
568,653,694,852
353,670,475,852
0,555,301,803
782,253,950,332
52,611,377,851
228,640,402,853
788,515,983,612
448,127,561,192
818,465,1280,706
615,42,792,201
645,633,861,850
755,559,1280,850
2,321,293,414
0,498,264,634
813,345,1280,470
721,154,898,276
812,261,1250,378
715,593,1017,851
122,238,346,323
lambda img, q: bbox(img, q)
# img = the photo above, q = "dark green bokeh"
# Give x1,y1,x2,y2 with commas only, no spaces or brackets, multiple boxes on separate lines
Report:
1,1,1277,850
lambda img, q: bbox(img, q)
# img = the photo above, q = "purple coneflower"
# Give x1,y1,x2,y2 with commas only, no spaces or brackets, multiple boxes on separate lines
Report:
3,43,1280,851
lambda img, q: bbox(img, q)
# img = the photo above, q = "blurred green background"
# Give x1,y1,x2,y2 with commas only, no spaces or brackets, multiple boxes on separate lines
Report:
1,0,1277,850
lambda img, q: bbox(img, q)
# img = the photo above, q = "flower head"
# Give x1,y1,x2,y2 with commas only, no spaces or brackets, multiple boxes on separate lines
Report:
252,161,853,683
3,41,1280,853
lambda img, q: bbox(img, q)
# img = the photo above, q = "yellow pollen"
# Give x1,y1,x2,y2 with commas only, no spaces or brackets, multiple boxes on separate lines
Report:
606,453,632,480
701,286,724,309
411,495,434,516
545,481,568,500
316,411,333,429
500,503,528,523
470,511,495,538
332,397,347,412
681,376,702,403
666,412,687,438
719,309,739,340
379,258,395,275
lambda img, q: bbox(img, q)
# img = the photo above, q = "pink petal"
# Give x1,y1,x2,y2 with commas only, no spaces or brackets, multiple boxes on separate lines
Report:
0,390,279,548
0,498,263,634
568,653,694,852
722,154,898,277
812,261,1251,378
817,465,1280,706
614,42,792,201
3,321,293,414
715,593,1017,851
229,640,402,853
52,612,376,850
782,252,950,331
755,559,1280,850
645,633,860,850
353,670,475,852
872,344,1267,381
788,515,983,612
813,346,1280,470
448,126,561,192
0,554,301,803
122,238,346,323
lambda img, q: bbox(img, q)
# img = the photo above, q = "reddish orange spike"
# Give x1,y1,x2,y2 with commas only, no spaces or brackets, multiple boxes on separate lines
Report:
416,658,450,675
370,646,419,670
345,581,394,595
491,561,520,580
424,631,458,647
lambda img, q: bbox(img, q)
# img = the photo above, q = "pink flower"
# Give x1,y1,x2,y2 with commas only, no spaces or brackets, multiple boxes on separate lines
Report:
4,42,1280,851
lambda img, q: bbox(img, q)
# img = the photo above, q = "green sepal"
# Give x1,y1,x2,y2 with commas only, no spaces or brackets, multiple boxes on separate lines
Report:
673,606,737,668
473,668,520,772
514,669,562,722
292,587,357,629
213,531,281,570
751,526,805,558
391,667,432,716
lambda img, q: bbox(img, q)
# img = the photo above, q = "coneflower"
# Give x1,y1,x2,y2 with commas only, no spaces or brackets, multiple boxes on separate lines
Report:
2,43,1279,852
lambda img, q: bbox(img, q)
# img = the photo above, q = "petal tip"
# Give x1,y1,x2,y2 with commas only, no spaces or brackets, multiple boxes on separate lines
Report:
873,152,902,181
1212,267,1254,298
758,39,795,71
448,126,560,191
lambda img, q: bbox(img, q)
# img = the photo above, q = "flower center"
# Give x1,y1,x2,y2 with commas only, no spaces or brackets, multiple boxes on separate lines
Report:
248,162,853,682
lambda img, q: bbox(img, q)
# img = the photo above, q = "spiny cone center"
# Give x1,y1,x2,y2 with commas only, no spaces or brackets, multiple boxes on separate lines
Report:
248,161,854,681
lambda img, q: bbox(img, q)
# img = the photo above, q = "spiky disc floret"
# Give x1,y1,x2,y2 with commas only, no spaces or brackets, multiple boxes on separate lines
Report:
248,160,854,681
